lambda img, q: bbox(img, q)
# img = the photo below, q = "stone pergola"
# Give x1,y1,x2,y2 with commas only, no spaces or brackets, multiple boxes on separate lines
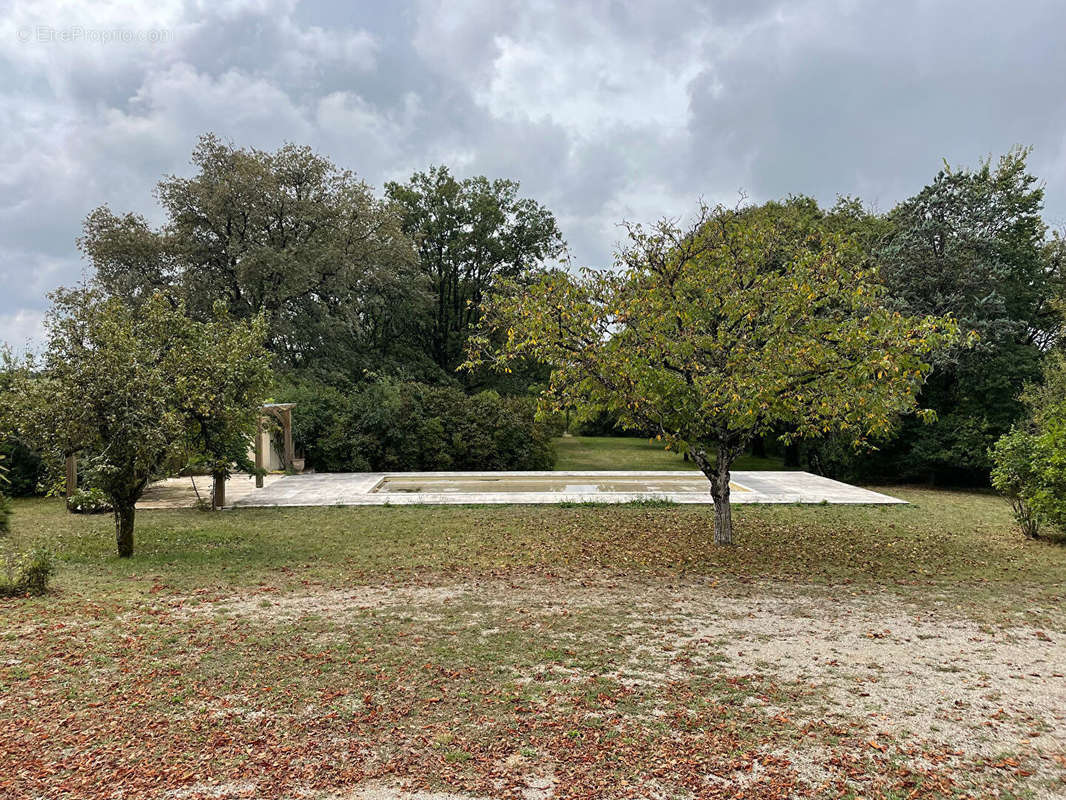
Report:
254,402,296,488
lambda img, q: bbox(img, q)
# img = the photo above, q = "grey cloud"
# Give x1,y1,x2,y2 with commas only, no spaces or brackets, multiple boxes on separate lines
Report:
2,0,1066,350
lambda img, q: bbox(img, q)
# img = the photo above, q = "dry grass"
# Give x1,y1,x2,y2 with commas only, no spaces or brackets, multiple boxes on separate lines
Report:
1,488,1064,798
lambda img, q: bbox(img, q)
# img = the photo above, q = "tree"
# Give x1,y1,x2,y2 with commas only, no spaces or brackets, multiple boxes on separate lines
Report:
991,351,1066,537
80,134,426,376
468,203,958,544
386,166,566,376
167,304,274,509
17,289,271,557
873,148,1057,482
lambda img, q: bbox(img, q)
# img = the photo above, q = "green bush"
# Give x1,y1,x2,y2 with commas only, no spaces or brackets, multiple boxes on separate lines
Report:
990,353,1066,537
0,455,55,597
990,429,1044,538
66,487,115,515
279,376,555,472
0,437,45,497
0,547,55,597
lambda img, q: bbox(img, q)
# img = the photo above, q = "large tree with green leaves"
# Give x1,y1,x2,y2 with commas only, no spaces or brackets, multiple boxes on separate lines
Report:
873,148,1061,482
14,290,271,557
386,165,566,376
80,134,425,376
468,203,958,544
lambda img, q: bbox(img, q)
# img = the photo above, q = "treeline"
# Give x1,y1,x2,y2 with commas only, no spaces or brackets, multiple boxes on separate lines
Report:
7,134,565,487
780,151,1063,484
80,135,564,383
2,137,1064,491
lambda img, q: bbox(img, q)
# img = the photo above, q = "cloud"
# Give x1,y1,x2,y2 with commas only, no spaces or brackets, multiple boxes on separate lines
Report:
2,0,1066,349
0,309,46,356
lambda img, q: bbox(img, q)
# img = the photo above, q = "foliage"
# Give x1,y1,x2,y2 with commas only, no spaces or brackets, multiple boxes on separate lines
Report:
168,303,274,503
81,134,427,376
0,350,46,497
0,546,54,597
0,438,45,497
990,351,1066,537
0,455,54,596
386,165,566,377
870,148,1058,482
277,376,555,473
468,202,958,544
11,289,271,557
65,487,114,515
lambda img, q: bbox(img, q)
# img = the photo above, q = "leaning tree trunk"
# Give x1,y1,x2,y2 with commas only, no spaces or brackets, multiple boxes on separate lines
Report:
114,503,136,558
692,446,735,545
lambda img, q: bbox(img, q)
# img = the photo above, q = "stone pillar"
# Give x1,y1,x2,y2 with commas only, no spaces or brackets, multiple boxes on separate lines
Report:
282,408,294,470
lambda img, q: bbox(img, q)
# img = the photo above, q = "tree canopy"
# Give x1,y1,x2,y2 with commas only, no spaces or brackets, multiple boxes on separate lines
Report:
81,134,425,377
468,203,958,544
870,148,1058,481
11,290,271,556
386,165,566,377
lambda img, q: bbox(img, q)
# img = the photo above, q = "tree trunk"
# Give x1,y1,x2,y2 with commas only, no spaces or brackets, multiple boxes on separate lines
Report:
115,504,135,558
692,446,735,545
709,448,734,545
212,470,226,510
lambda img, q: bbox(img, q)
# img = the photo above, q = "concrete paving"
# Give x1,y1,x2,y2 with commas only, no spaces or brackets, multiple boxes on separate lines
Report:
219,470,904,508
138,473,287,509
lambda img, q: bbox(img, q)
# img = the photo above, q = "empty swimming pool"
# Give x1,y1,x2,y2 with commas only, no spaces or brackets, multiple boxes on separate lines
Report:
371,474,747,494
223,470,906,508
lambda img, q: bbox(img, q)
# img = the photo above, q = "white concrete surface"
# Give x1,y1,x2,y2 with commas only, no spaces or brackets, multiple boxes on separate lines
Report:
226,470,904,508
138,473,287,509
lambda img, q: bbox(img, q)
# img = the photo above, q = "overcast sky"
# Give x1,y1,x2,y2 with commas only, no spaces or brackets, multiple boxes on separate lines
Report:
3,0,1066,350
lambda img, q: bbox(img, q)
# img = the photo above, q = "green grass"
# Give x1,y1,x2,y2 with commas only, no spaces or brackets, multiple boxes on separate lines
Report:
3,489,1062,617
551,434,786,471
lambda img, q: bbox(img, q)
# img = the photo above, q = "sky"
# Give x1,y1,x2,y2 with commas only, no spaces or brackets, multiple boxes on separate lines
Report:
3,0,1066,350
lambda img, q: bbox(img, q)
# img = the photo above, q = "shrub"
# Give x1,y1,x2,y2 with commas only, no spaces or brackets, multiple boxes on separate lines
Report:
990,429,1044,538
0,547,55,597
279,376,555,473
990,353,1066,538
0,437,45,497
0,455,55,597
66,487,114,515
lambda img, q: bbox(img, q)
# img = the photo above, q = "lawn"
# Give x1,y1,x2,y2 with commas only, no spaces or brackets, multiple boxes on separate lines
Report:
1,491,1064,799
551,435,785,471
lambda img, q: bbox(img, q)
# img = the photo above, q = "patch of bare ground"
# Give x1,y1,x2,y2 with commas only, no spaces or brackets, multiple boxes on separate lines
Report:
187,584,473,622
324,773,554,800
184,574,1066,794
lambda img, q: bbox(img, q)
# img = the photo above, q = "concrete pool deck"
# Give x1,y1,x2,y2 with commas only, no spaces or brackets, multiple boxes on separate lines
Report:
186,470,903,508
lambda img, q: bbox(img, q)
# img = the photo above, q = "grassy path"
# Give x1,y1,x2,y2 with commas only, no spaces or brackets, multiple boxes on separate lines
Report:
551,435,785,472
